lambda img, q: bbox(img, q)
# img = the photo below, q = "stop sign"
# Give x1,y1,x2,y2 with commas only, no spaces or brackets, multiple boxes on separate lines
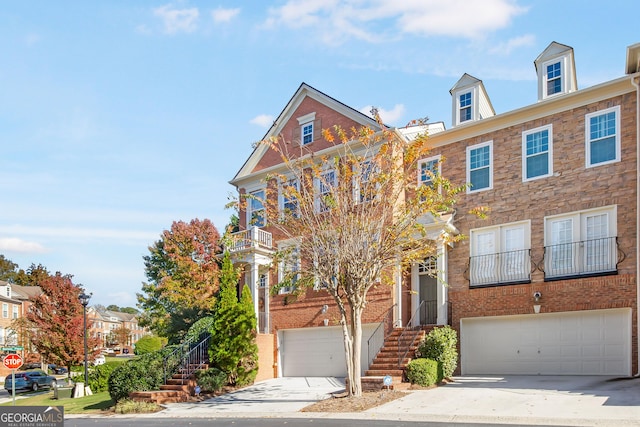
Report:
3,354,23,370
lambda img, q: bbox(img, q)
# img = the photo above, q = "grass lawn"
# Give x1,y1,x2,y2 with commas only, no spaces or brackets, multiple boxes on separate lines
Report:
0,390,114,414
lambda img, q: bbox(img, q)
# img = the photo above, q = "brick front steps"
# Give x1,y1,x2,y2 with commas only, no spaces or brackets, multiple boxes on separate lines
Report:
130,366,205,404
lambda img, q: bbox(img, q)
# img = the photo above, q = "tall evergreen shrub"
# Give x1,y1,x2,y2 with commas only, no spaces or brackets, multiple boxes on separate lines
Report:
210,252,259,386
416,325,458,379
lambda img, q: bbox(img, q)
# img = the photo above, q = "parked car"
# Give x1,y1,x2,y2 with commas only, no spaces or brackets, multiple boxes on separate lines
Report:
47,364,68,374
19,362,42,370
4,370,56,392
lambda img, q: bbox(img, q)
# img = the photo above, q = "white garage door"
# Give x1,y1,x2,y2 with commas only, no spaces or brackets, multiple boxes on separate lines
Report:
461,308,631,376
280,324,378,377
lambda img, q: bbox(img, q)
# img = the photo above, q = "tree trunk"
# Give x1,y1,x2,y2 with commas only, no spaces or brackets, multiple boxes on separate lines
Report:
342,305,363,397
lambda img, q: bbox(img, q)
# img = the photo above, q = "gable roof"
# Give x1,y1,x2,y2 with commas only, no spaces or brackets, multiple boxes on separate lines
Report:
230,82,381,186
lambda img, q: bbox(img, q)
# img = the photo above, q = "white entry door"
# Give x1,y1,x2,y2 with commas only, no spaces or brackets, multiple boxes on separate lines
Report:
461,308,631,375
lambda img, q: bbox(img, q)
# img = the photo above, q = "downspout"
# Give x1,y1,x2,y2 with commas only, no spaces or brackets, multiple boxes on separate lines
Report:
632,74,640,377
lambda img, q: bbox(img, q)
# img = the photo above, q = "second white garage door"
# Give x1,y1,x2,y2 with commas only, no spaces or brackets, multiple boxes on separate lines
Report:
461,308,631,376
280,324,378,377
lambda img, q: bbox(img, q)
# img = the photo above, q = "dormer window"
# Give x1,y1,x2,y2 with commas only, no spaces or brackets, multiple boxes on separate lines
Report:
459,92,472,123
545,61,562,96
535,42,577,101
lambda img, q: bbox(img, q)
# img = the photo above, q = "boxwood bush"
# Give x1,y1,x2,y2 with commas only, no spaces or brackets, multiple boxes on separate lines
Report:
405,358,439,387
74,362,118,393
416,325,458,379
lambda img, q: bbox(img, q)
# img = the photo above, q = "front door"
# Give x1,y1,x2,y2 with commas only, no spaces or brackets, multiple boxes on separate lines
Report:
419,275,437,325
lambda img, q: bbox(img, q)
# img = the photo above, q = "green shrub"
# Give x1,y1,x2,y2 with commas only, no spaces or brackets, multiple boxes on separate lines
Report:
134,335,167,355
194,367,226,393
185,317,215,343
108,347,175,402
416,325,458,379
75,362,117,393
405,358,439,387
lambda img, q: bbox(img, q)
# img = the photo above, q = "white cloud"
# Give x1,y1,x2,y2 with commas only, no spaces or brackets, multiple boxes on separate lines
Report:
360,104,406,125
250,114,274,127
488,34,536,55
212,7,240,23
264,0,528,44
0,238,47,254
154,4,199,34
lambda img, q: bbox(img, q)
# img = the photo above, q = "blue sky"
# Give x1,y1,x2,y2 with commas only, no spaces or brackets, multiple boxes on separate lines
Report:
1,1,637,309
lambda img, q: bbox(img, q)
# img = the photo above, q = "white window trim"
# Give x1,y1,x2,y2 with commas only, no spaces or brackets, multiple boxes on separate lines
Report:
466,141,493,193
543,205,618,278
315,168,337,213
278,239,301,294
522,124,553,182
469,220,532,287
353,158,379,204
418,155,442,192
246,187,267,228
585,105,621,168
279,176,299,217
542,58,565,99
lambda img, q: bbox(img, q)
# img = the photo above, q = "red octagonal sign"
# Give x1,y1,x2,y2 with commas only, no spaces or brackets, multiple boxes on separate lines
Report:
3,354,23,370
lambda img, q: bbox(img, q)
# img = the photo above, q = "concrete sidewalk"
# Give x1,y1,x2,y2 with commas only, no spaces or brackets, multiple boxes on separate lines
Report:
145,375,640,426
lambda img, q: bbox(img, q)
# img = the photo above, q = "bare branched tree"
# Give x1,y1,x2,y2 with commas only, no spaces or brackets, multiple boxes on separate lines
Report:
253,116,484,397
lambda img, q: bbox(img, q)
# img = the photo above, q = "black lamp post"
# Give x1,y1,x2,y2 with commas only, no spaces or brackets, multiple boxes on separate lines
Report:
78,291,91,385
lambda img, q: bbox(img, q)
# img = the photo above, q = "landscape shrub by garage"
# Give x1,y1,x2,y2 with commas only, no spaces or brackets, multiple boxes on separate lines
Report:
195,367,226,393
405,358,439,387
75,362,117,393
416,325,458,379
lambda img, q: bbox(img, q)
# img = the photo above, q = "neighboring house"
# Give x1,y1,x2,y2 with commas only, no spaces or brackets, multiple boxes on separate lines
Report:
229,41,639,379
87,308,149,352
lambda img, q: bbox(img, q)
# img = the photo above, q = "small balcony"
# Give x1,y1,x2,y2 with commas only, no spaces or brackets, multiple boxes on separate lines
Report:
543,236,618,280
469,249,531,287
228,227,273,253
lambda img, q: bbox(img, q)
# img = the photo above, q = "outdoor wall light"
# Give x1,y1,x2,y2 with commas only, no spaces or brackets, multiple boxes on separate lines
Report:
321,304,328,314
533,291,542,302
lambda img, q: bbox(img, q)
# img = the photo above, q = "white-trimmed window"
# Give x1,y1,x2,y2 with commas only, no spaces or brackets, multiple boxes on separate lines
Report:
0,327,4,345
247,188,266,227
469,221,531,286
259,273,268,289
523,124,553,181
12,305,18,319
278,244,300,294
418,155,441,189
315,169,336,212
280,177,299,217
544,60,563,97
585,106,621,167
544,206,617,279
355,159,377,203
6,329,16,345
467,141,492,192
2,303,7,318
296,112,318,146
459,92,472,123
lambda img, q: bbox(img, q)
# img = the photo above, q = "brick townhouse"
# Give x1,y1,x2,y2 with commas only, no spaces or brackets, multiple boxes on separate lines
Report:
229,41,640,380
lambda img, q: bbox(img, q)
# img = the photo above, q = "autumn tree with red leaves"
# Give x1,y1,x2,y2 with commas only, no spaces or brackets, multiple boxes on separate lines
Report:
138,218,222,342
18,272,100,374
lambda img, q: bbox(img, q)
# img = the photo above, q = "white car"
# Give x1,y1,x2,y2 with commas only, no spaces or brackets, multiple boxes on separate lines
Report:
93,355,106,366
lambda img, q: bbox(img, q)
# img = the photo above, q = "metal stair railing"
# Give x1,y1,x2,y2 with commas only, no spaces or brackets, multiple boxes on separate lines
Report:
163,333,211,385
367,304,397,368
398,301,425,366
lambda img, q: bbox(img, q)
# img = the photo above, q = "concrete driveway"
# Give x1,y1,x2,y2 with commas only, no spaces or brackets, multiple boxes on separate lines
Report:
151,375,640,426
368,375,640,426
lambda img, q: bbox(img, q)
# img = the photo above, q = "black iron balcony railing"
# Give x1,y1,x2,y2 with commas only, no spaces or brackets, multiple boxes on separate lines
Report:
469,248,531,287
543,236,618,280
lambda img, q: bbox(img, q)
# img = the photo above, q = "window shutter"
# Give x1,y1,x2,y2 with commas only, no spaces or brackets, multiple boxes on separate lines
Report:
313,118,322,141
291,125,301,145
